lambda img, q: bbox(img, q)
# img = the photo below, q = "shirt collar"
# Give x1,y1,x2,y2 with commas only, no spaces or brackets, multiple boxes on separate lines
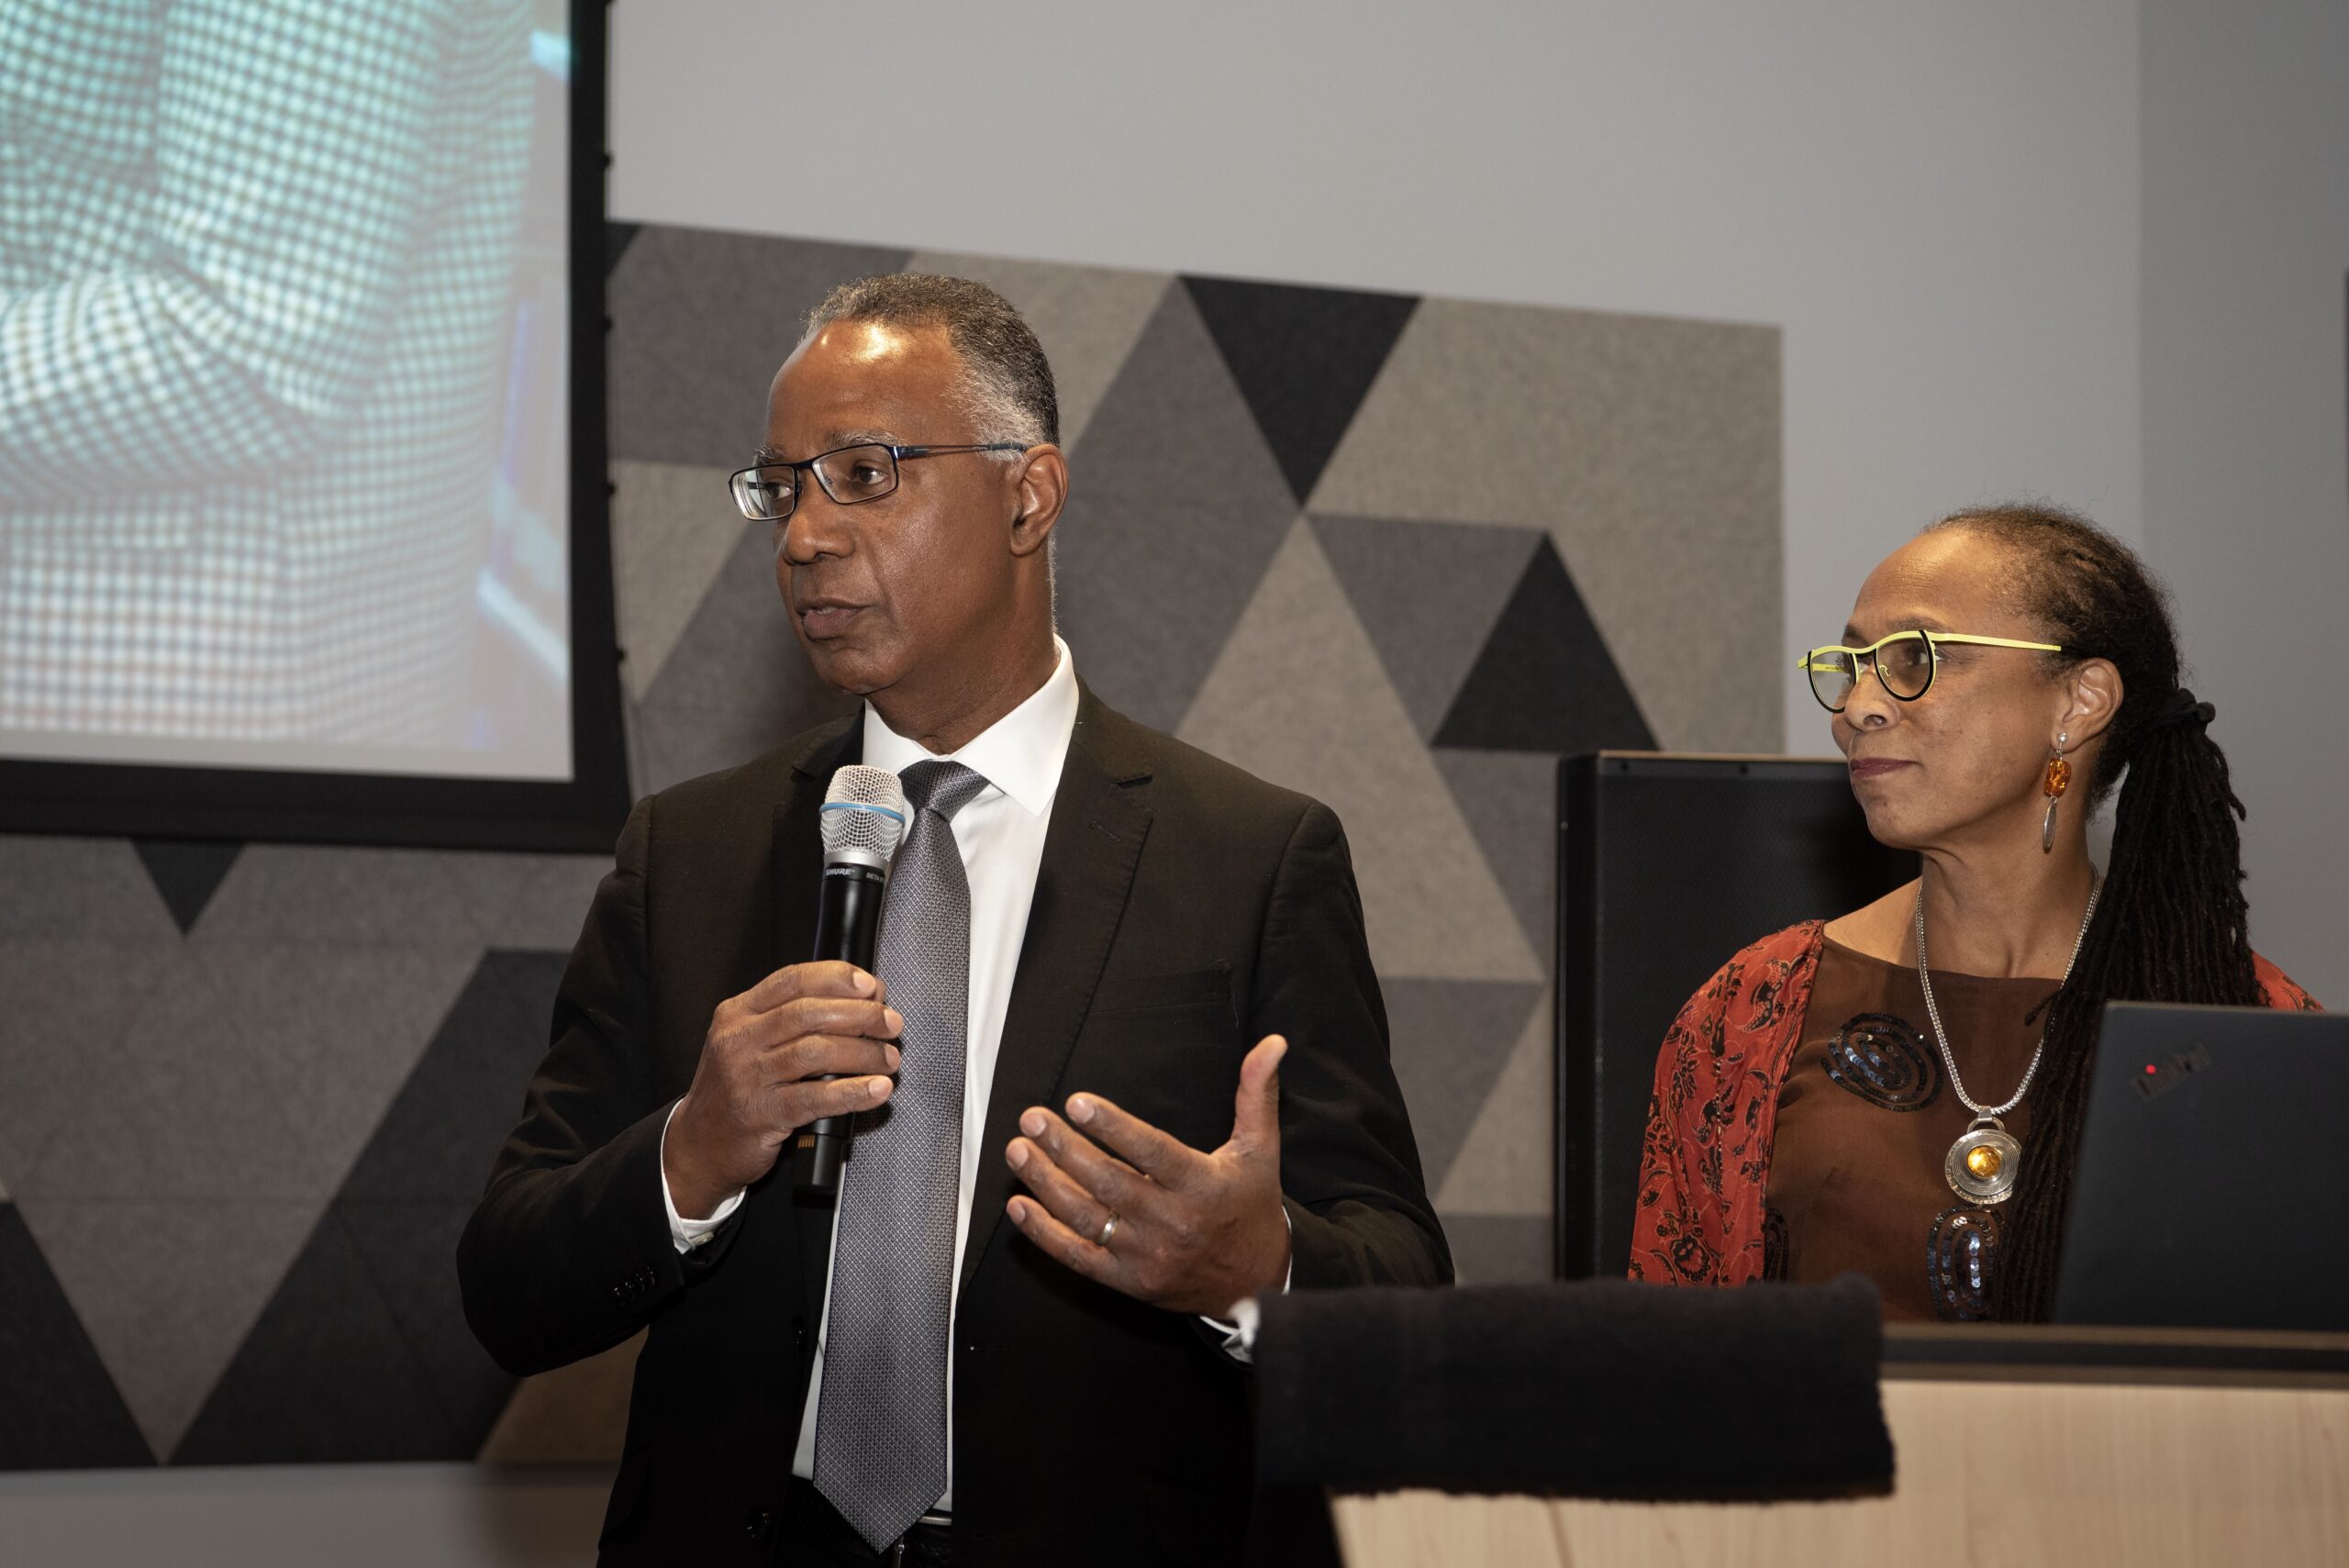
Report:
858,637,1078,818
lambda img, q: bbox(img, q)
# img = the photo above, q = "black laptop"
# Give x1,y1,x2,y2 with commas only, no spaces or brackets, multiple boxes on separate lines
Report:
2052,1000,2349,1332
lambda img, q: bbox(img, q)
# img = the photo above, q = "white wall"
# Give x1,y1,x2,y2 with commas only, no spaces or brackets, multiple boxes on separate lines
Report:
610,0,2146,743
614,0,2348,991
2141,0,2349,1003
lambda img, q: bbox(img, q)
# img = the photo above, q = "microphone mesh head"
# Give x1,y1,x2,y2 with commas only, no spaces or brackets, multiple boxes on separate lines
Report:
821,765,909,861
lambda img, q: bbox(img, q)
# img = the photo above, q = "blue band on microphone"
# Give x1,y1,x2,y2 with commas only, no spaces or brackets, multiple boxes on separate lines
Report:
821,800,907,825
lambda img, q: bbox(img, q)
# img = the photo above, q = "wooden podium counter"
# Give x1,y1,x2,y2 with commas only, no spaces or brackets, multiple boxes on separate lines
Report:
1330,1334,2349,1568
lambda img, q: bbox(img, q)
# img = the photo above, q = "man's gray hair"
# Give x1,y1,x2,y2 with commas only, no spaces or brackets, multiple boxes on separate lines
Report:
805,273,1059,450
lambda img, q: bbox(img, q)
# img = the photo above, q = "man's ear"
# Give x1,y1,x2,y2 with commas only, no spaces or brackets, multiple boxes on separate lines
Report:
2062,657,2123,748
1007,445,1068,560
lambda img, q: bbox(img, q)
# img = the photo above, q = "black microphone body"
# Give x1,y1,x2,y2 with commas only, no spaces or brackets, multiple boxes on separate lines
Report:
796,857,887,1195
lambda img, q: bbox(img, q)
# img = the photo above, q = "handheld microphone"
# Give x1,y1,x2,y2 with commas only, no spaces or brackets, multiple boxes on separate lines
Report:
795,765,909,1196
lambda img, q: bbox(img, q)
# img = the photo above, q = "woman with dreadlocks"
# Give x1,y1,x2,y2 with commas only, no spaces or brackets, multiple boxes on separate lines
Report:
1628,505,2318,1321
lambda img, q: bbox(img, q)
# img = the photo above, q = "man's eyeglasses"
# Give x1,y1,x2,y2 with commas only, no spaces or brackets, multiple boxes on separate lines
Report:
1799,629,2065,713
728,442,1030,522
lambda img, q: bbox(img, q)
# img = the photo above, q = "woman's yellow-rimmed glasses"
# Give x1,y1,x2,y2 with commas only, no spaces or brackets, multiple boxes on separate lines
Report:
1799,630,2064,713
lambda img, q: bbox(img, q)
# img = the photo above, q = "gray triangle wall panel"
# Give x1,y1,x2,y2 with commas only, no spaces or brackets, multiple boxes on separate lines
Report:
1434,538,1657,754
173,1209,491,1464
341,951,572,1204
1382,981,1547,1189
1052,284,1305,731
1433,748,1561,963
173,951,564,1462
130,840,241,935
1183,276,1419,503
0,1203,152,1469
1312,516,1544,741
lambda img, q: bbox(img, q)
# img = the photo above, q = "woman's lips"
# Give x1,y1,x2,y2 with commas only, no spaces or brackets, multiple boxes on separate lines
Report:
1848,757,1913,781
798,604,863,640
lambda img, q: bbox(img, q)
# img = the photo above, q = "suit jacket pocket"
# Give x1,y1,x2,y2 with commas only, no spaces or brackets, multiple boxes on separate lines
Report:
1092,965,1234,1021
1078,973,1246,1154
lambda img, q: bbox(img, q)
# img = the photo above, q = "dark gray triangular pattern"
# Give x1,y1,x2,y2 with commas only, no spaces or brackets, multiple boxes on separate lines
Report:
1380,980,1545,1189
608,230,911,469
1051,284,1304,732
0,1202,152,1468
0,935,178,1198
12,1196,325,1462
340,951,568,1204
0,836,182,943
1183,275,1419,502
1432,749,1560,967
174,951,565,1463
606,220,640,276
131,840,241,935
173,1209,473,1464
1310,516,1544,741
1433,538,1655,753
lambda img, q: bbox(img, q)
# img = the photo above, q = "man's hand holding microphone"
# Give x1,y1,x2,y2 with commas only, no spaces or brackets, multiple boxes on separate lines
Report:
661,962,901,1221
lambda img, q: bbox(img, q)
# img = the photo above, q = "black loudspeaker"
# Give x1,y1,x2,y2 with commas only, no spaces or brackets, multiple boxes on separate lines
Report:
1553,753,1914,1281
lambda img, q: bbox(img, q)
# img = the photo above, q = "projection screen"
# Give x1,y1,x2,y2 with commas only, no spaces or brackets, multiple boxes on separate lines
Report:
0,0,624,849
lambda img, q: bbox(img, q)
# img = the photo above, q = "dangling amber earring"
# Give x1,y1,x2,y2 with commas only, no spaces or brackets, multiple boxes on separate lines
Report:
2041,731,2071,854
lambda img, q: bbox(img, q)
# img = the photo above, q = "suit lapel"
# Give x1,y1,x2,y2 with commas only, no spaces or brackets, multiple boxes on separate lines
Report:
960,692,1153,1296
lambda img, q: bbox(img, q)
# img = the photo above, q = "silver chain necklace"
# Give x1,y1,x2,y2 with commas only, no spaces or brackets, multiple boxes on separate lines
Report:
1913,873,2100,1204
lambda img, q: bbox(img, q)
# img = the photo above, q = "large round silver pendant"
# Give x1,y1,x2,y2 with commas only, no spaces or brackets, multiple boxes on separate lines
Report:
1945,1118,2021,1205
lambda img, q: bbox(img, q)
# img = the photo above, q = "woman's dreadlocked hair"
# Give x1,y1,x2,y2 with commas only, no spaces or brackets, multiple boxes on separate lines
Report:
1926,505,2263,1321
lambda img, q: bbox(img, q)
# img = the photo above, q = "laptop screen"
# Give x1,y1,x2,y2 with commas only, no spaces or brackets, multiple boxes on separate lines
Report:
2053,1002,2347,1332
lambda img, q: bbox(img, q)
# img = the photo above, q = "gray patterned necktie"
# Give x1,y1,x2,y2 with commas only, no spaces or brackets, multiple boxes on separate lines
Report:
815,759,991,1551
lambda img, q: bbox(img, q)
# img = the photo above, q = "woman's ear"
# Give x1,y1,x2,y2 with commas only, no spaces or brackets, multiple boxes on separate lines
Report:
2062,657,2123,748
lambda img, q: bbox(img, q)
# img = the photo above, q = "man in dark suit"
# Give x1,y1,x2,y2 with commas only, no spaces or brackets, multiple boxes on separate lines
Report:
458,274,1450,1566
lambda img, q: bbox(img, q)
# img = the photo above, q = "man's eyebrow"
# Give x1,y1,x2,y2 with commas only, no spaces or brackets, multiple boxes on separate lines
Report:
751,430,900,465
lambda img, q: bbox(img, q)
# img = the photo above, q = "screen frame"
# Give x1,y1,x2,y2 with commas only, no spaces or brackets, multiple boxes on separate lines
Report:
0,0,629,854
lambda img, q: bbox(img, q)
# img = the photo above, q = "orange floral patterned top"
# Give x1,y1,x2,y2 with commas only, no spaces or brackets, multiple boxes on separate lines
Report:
1627,920,2320,1288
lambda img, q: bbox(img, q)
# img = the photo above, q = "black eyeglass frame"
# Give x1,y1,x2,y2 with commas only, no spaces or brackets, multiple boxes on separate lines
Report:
728,441,1031,521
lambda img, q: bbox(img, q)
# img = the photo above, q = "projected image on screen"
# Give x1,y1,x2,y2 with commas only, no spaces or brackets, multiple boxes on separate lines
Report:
0,0,573,781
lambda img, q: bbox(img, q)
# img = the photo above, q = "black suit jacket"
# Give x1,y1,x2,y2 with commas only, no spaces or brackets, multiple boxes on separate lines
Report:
457,687,1451,1566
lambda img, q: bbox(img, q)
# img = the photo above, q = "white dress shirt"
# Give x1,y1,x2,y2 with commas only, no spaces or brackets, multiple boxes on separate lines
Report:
664,639,1078,1515
657,638,1273,1515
